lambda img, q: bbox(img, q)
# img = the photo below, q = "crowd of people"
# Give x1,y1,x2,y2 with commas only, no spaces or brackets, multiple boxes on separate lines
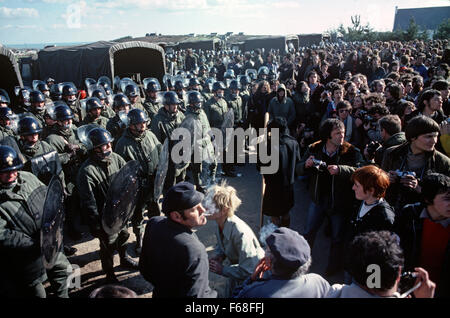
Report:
0,38,449,298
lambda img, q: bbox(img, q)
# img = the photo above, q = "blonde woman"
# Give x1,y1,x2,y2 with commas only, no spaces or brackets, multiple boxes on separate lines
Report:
204,181,265,297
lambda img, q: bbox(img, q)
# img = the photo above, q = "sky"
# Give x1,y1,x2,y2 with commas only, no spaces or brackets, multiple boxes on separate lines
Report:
0,0,449,45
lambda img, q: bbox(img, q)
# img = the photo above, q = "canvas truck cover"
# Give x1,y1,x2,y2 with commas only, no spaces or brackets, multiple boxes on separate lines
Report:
37,41,165,88
0,46,24,100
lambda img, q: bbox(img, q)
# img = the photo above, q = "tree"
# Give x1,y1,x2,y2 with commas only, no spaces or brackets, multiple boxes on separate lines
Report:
434,18,450,40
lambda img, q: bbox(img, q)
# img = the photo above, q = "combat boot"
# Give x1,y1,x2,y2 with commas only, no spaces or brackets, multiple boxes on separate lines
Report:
119,248,139,270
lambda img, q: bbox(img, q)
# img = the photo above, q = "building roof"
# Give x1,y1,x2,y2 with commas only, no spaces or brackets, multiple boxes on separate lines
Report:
393,6,450,31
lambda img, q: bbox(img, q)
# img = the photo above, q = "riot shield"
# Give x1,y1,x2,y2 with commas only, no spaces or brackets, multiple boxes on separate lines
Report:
163,74,174,88
76,124,98,150
0,88,11,104
173,116,197,170
32,80,46,91
113,76,121,91
87,84,106,98
221,109,235,150
31,150,62,184
40,176,65,269
154,138,169,200
101,160,142,235
120,78,135,93
85,78,97,90
118,110,129,128
98,76,112,88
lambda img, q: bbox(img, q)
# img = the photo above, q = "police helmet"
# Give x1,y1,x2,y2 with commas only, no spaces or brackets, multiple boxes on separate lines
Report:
189,78,201,87
229,80,241,90
209,67,218,74
146,81,161,92
88,128,114,149
62,84,77,96
0,145,23,173
174,80,186,91
30,90,46,104
0,94,10,105
212,81,226,92
127,108,149,126
92,89,106,101
113,94,131,110
258,66,270,76
86,97,103,112
37,83,50,93
0,107,13,120
18,116,42,136
54,104,74,121
163,91,181,105
188,91,204,106
224,69,235,79
124,84,139,98
239,75,251,86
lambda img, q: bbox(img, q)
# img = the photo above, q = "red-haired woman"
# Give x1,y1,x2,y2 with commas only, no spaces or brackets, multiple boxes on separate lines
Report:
349,165,396,240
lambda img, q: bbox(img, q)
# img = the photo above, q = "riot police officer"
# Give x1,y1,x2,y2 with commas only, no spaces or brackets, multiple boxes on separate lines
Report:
92,88,115,119
143,80,162,121
150,91,186,193
17,116,56,176
258,66,270,81
36,82,53,104
29,90,47,128
77,128,138,283
185,91,217,192
227,80,243,126
61,84,82,126
106,94,131,144
0,145,71,298
115,109,162,254
13,88,31,114
124,83,146,113
204,81,228,129
150,91,185,144
45,104,86,241
0,107,15,140
188,78,201,92
81,97,109,128
174,79,187,113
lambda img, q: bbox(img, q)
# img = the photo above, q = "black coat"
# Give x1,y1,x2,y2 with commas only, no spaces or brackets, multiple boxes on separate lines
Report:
347,199,396,241
139,216,217,298
394,203,450,298
258,132,301,216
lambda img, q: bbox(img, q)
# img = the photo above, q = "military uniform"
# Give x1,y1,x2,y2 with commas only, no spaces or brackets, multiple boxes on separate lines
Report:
106,114,126,146
28,110,46,129
143,97,162,121
101,106,116,119
80,114,109,129
226,94,243,125
204,96,228,129
150,107,185,144
115,129,162,242
0,125,14,140
76,152,130,277
66,100,83,126
45,125,87,237
0,171,71,298
150,107,186,193
184,106,217,191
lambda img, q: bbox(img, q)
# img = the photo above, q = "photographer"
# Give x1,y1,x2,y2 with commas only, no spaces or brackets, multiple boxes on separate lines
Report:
327,231,435,298
381,115,450,212
296,118,364,276
395,173,449,298
336,101,361,147
364,114,406,166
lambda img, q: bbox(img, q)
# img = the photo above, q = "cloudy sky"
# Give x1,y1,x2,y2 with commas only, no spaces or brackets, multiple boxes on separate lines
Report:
1,0,449,45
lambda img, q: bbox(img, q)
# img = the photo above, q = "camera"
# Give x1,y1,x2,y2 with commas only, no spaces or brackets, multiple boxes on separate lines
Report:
398,271,418,295
366,141,382,157
312,159,328,171
394,169,416,178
